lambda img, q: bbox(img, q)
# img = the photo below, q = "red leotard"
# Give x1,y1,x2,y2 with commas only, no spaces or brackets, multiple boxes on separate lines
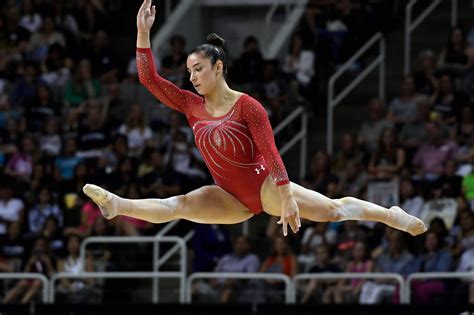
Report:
136,48,289,214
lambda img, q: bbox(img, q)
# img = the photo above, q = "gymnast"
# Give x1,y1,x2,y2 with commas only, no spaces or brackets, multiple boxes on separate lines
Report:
83,0,426,237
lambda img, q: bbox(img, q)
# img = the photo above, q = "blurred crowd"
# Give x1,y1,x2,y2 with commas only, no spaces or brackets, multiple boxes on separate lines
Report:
0,0,473,306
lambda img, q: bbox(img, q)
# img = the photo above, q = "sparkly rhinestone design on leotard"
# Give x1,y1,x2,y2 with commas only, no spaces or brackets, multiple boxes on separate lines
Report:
136,47,289,187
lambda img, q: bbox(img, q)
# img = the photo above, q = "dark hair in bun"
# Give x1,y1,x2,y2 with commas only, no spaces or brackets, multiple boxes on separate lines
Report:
189,33,228,77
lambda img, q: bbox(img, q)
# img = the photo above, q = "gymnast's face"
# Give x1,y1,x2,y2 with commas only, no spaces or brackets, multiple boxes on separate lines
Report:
187,52,222,96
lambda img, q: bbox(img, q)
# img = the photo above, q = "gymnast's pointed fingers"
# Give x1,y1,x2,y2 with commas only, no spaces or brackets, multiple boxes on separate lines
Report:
289,215,299,234
282,221,288,236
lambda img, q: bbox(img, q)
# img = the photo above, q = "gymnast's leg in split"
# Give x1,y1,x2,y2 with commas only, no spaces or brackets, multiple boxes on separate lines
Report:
259,177,426,236
83,184,253,225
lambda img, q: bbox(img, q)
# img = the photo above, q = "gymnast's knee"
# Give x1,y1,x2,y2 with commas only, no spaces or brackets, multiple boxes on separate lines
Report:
331,197,362,221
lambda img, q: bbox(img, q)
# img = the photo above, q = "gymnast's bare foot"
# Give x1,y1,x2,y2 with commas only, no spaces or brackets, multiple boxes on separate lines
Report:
83,184,117,220
390,206,427,236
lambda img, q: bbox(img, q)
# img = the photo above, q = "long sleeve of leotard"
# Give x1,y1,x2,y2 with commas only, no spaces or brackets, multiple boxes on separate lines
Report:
136,47,200,115
242,98,290,186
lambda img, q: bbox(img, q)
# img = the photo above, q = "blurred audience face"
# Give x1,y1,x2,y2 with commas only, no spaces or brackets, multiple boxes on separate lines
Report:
401,76,415,96
315,245,330,266
424,231,439,252
234,236,250,257
352,241,367,261
368,98,384,121
273,237,289,256
388,231,405,255
439,75,453,94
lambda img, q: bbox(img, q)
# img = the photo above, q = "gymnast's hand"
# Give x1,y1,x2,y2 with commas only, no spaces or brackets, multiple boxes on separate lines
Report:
137,0,156,34
277,195,301,236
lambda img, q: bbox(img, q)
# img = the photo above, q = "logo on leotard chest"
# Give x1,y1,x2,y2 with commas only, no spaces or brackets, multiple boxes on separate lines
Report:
255,165,265,174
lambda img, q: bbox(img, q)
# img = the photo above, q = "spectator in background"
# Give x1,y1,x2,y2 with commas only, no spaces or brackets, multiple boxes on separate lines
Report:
300,244,341,303
5,135,37,184
260,237,298,303
39,117,62,157
64,59,101,108
0,178,25,237
357,98,393,154
400,179,425,219
359,230,413,304
193,236,260,303
161,34,187,87
3,237,54,304
28,187,63,235
399,96,430,160
0,222,25,272
76,100,110,159
438,26,468,72
323,241,373,304
429,73,467,127
139,149,182,198
283,32,315,102
337,160,369,198
28,16,66,62
300,150,338,195
19,0,42,33
56,234,95,304
118,103,153,157
86,30,118,83
414,50,437,96
409,230,452,304
368,127,405,181
55,137,82,181
462,48,474,102
412,121,457,183
10,61,42,109
298,222,337,272
192,224,232,272
234,36,264,90
387,76,418,129
332,132,364,177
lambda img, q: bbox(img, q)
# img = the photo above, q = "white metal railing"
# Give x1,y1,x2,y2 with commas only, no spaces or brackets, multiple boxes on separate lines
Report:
0,273,49,303
404,0,458,75
186,272,295,303
294,272,406,304
152,0,195,56
80,236,186,303
327,32,385,155
49,272,183,303
405,271,474,303
265,0,308,59
274,105,308,180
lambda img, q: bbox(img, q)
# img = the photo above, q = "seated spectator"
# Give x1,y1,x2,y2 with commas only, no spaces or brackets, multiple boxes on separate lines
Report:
28,16,66,62
64,59,101,108
300,244,341,303
87,217,113,272
4,135,37,183
76,100,110,159
39,117,62,157
138,149,182,198
39,216,65,258
192,236,260,303
3,237,54,304
323,241,374,304
233,36,264,90
462,48,474,102
337,160,369,198
55,137,83,181
429,73,467,127
412,121,457,183
298,222,337,272
282,32,315,101
118,103,153,157
56,234,96,304
409,230,452,304
359,230,413,304
0,178,25,238
27,187,63,235
300,150,338,195
387,76,419,128
368,127,405,180
413,50,437,96
192,224,232,272
260,237,298,303
0,222,25,272
357,98,393,154
438,26,469,72
161,34,187,87
399,179,424,218
332,132,364,177
398,96,430,160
